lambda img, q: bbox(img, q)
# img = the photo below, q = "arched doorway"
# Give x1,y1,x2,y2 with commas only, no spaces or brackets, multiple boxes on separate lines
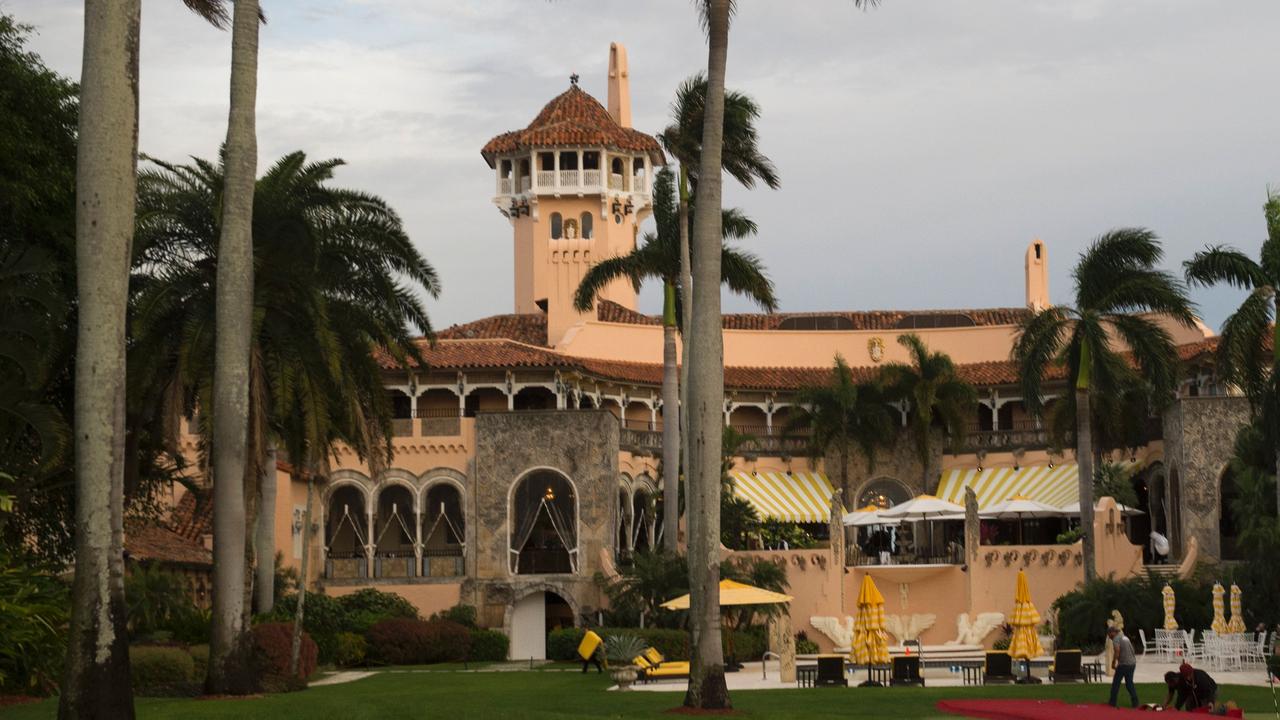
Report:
509,589,575,660
325,485,368,579
857,478,911,509
510,470,577,574
513,386,556,410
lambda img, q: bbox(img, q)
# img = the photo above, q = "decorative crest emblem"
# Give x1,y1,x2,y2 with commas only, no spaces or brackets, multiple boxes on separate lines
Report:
868,337,885,363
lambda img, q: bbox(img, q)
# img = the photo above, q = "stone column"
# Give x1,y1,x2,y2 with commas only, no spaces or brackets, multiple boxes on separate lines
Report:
768,612,797,683
365,509,375,578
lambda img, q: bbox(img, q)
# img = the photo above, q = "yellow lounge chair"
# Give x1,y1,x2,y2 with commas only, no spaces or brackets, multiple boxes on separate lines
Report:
638,647,690,682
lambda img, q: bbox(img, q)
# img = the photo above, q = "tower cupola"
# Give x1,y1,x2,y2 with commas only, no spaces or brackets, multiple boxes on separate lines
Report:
481,44,665,346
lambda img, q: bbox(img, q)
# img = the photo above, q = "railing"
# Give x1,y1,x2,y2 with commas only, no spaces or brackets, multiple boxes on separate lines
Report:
620,426,809,456
620,428,662,453
632,173,647,191
516,548,573,575
961,427,1054,451
423,548,464,578
848,543,964,567
416,408,462,437
325,552,367,579
374,551,415,579
519,176,531,192
498,167,648,197
498,177,512,194
391,418,414,437
536,170,555,188
582,169,601,187
608,172,624,190
622,418,658,431
559,169,580,187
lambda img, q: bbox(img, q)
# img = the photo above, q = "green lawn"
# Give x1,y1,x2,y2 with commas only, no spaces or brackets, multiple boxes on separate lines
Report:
2,672,1275,719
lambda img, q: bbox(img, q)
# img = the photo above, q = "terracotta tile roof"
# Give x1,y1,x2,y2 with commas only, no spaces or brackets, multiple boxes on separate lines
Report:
595,300,1029,331
481,84,665,166
170,489,212,542
381,338,567,371
125,524,212,567
438,313,548,346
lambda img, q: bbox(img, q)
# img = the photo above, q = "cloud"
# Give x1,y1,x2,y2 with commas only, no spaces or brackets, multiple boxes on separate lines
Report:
15,0,1278,331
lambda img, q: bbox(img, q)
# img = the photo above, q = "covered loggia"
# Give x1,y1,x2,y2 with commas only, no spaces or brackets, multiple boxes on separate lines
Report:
510,470,577,575
422,482,465,577
325,484,368,579
373,484,416,578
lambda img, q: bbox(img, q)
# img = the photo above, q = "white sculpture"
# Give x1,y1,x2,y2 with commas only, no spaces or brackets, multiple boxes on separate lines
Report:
945,612,1006,646
809,616,853,650
884,614,937,646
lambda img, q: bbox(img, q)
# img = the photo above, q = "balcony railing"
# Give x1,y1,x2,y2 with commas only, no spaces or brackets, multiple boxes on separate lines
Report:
583,169,601,186
608,172,624,190
620,426,808,457
498,177,512,194
559,169,579,187
497,167,649,197
536,170,555,187
423,548,464,578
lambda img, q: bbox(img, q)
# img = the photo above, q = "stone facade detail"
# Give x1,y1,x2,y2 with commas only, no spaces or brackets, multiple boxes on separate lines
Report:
1161,396,1250,560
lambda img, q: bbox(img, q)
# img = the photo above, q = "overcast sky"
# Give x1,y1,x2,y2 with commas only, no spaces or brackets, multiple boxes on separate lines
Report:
12,0,1279,333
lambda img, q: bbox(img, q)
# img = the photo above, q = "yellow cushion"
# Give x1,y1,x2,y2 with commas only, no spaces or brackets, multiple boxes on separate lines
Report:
647,662,690,677
644,648,664,665
578,631,602,661
633,655,652,669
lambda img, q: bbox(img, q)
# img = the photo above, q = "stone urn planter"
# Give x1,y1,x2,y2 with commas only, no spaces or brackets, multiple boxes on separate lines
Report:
610,664,639,691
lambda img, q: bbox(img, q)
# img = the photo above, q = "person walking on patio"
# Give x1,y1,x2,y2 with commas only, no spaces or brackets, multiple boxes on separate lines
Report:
1108,626,1138,708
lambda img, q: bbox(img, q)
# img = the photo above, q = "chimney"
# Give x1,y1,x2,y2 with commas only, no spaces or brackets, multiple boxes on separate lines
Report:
1025,239,1049,311
607,42,631,128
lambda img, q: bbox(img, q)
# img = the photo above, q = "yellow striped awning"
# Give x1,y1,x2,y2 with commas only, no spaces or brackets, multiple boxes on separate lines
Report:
934,463,1136,510
729,471,835,523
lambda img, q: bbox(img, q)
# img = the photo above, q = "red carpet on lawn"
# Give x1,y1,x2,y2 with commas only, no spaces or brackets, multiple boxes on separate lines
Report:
936,699,1219,719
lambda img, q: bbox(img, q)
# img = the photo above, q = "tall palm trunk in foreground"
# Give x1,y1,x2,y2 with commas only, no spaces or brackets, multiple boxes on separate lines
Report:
60,3,141,718
662,282,681,553
685,0,731,709
1074,379,1096,581
289,472,315,677
255,443,277,613
208,0,261,694
677,169,693,554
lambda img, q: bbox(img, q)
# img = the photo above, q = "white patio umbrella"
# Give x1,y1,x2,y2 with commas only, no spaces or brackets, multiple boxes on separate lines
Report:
842,505,903,527
979,495,1067,544
879,495,966,560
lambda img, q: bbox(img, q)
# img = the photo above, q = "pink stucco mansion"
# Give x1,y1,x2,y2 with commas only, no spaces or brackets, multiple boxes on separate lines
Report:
141,44,1249,661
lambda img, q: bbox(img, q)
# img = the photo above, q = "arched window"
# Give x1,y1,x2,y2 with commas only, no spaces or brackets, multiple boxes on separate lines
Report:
510,470,577,574
632,486,654,552
580,212,593,240
617,488,631,560
325,485,368,578
550,212,563,240
373,485,415,578
423,483,465,576
858,478,911,510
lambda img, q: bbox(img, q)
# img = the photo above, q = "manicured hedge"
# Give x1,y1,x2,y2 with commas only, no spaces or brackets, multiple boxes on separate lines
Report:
129,645,196,697
252,622,318,692
469,629,510,662
333,632,367,667
546,627,768,663
365,618,471,665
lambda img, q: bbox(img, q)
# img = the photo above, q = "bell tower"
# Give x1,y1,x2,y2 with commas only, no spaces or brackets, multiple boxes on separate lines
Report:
481,44,664,346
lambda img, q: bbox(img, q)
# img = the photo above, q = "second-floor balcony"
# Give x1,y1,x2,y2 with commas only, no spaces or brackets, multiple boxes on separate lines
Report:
496,169,651,199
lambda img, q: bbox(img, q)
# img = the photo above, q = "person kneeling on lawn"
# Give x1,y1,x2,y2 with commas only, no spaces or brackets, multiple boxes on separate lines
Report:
1162,663,1217,711
1107,626,1138,708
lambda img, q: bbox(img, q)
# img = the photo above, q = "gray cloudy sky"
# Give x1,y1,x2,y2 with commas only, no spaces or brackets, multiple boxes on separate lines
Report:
13,0,1280,333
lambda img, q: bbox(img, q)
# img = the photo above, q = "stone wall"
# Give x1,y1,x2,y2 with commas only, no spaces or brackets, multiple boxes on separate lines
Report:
825,428,944,503
464,409,619,628
1161,396,1250,560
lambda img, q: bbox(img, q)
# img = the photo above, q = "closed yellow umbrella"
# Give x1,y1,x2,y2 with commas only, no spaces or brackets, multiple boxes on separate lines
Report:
850,574,890,687
1227,583,1246,634
1008,569,1045,684
1210,582,1228,635
1162,584,1178,631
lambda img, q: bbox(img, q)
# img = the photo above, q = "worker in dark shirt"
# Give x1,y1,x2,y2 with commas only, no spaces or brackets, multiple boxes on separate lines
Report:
1162,664,1217,711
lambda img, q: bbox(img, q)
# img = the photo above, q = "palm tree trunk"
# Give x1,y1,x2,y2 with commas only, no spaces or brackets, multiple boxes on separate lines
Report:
255,444,277,613
60,3,140,717
684,0,731,709
678,165,693,549
1075,387,1097,582
662,282,681,554
207,0,260,695
289,475,314,678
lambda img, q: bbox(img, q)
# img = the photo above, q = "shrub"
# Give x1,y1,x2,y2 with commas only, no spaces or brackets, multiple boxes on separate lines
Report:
125,565,197,639
728,627,766,661
430,603,477,629
187,644,209,680
366,618,430,665
129,645,196,696
337,589,418,622
795,632,819,655
547,628,586,661
252,622,317,692
422,620,472,664
264,591,347,664
468,629,509,662
547,627,689,662
333,632,367,667
0,551,69,695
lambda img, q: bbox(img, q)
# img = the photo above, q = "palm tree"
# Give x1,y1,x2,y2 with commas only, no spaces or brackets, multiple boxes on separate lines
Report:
207,0,262,694
880,334,977,493
1012,229,1195,581
61,3,146,717
573,167,777,554
1184,193,1280,513
787,355,898,502
62,2,230,714
130,150,437,682
683,2,880,707
659,76,780,562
